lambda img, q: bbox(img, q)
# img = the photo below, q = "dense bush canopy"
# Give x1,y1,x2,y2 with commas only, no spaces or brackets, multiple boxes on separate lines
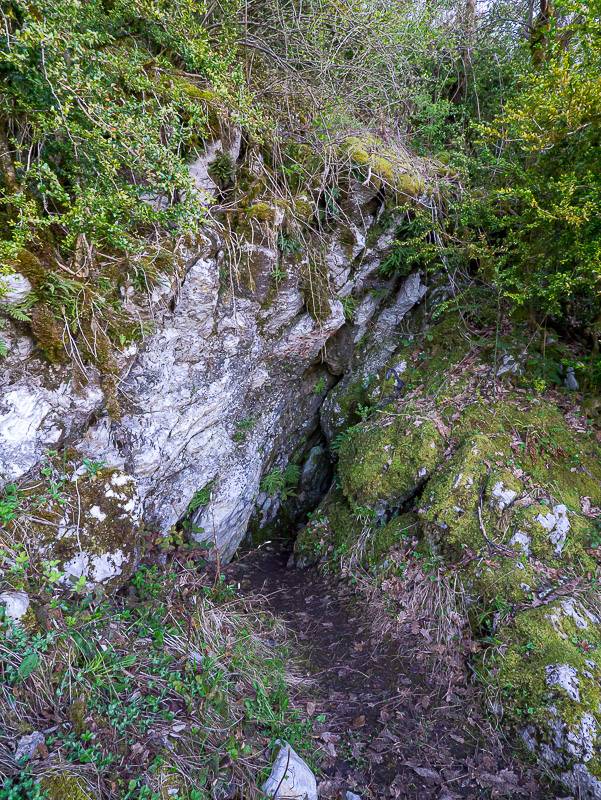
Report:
0,0,600,347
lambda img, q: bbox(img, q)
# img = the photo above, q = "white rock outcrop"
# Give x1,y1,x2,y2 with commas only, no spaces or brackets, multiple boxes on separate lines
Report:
1,182,427,561
0,591,30,622
0,272,32,304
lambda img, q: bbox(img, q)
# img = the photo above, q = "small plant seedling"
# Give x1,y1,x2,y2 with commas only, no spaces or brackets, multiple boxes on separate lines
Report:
188,482,214,513
260,463,300,500
313,376,327,395
82,458,106,476
233,417,256,443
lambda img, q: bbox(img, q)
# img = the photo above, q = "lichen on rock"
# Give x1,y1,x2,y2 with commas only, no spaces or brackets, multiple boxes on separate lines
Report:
3,462,142,592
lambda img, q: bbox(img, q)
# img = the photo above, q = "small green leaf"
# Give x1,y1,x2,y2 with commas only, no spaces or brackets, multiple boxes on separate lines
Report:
18,652,40,681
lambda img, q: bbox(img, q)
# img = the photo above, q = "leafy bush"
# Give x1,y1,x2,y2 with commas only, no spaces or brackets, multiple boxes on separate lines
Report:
0,0,249,264
477,2,601,333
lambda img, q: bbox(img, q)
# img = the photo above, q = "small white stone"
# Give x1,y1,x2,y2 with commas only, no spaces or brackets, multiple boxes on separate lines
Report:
0,272,32,304
509,530,531,557
536,505,571,555
89,505,107,522
0,590,30,621
536,510,557,532
262,741,317,800
111,472,133,488
560,598,598,629
496,353,523,377
90,550,126,583
546,664,580,702
491,481,518,511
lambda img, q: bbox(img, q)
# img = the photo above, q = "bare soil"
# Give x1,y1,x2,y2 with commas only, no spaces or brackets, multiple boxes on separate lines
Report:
225,545,553,800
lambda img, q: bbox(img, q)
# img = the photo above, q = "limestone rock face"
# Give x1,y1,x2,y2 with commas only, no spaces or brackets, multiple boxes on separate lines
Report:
0,329,104,483
1,178,427,562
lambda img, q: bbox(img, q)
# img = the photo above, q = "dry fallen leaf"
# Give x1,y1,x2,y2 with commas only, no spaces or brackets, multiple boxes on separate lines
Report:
406,764,442,784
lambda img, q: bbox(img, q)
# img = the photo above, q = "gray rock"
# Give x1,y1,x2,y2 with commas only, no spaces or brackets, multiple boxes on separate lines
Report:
536,504,570,555
509,530,531,557
496,353,523,377
0,272,32,305
1,173,428,563
490,481,518,512
564,366,579,391
346,793,362,800
546,664,581,702
562,762,601,800
0,590,30,621
14,731,45,762
262,741,317,800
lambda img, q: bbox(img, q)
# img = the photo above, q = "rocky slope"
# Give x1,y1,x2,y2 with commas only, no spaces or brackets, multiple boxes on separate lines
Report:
294,305,601,798
0,131,429,581
2,127,600,799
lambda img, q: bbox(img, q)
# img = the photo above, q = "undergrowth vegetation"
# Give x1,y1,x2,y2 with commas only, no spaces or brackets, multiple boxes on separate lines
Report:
0,554,310,798
2,0,598,379
1,0,601,794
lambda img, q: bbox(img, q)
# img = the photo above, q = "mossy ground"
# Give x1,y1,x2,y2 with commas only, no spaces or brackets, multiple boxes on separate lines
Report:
40,774,95,800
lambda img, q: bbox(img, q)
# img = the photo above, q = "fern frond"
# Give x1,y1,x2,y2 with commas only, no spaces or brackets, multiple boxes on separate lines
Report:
4,303,32,323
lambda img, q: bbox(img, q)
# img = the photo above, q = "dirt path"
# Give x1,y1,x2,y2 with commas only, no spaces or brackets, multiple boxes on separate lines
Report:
225,545,548,800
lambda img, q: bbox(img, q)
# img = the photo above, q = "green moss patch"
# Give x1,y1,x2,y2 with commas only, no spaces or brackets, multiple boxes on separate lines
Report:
344,135,425,198
339,415,444,508
485,600,601,767
41,773,95,800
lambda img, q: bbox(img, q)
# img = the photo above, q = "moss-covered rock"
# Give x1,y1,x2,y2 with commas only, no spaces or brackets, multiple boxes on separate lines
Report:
7,465,143,593
294,488,362,568
314,304,601,796
338,416,444,509
343,135,425,199
40,773,96,800
485,599,601,796
294,485,418,574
